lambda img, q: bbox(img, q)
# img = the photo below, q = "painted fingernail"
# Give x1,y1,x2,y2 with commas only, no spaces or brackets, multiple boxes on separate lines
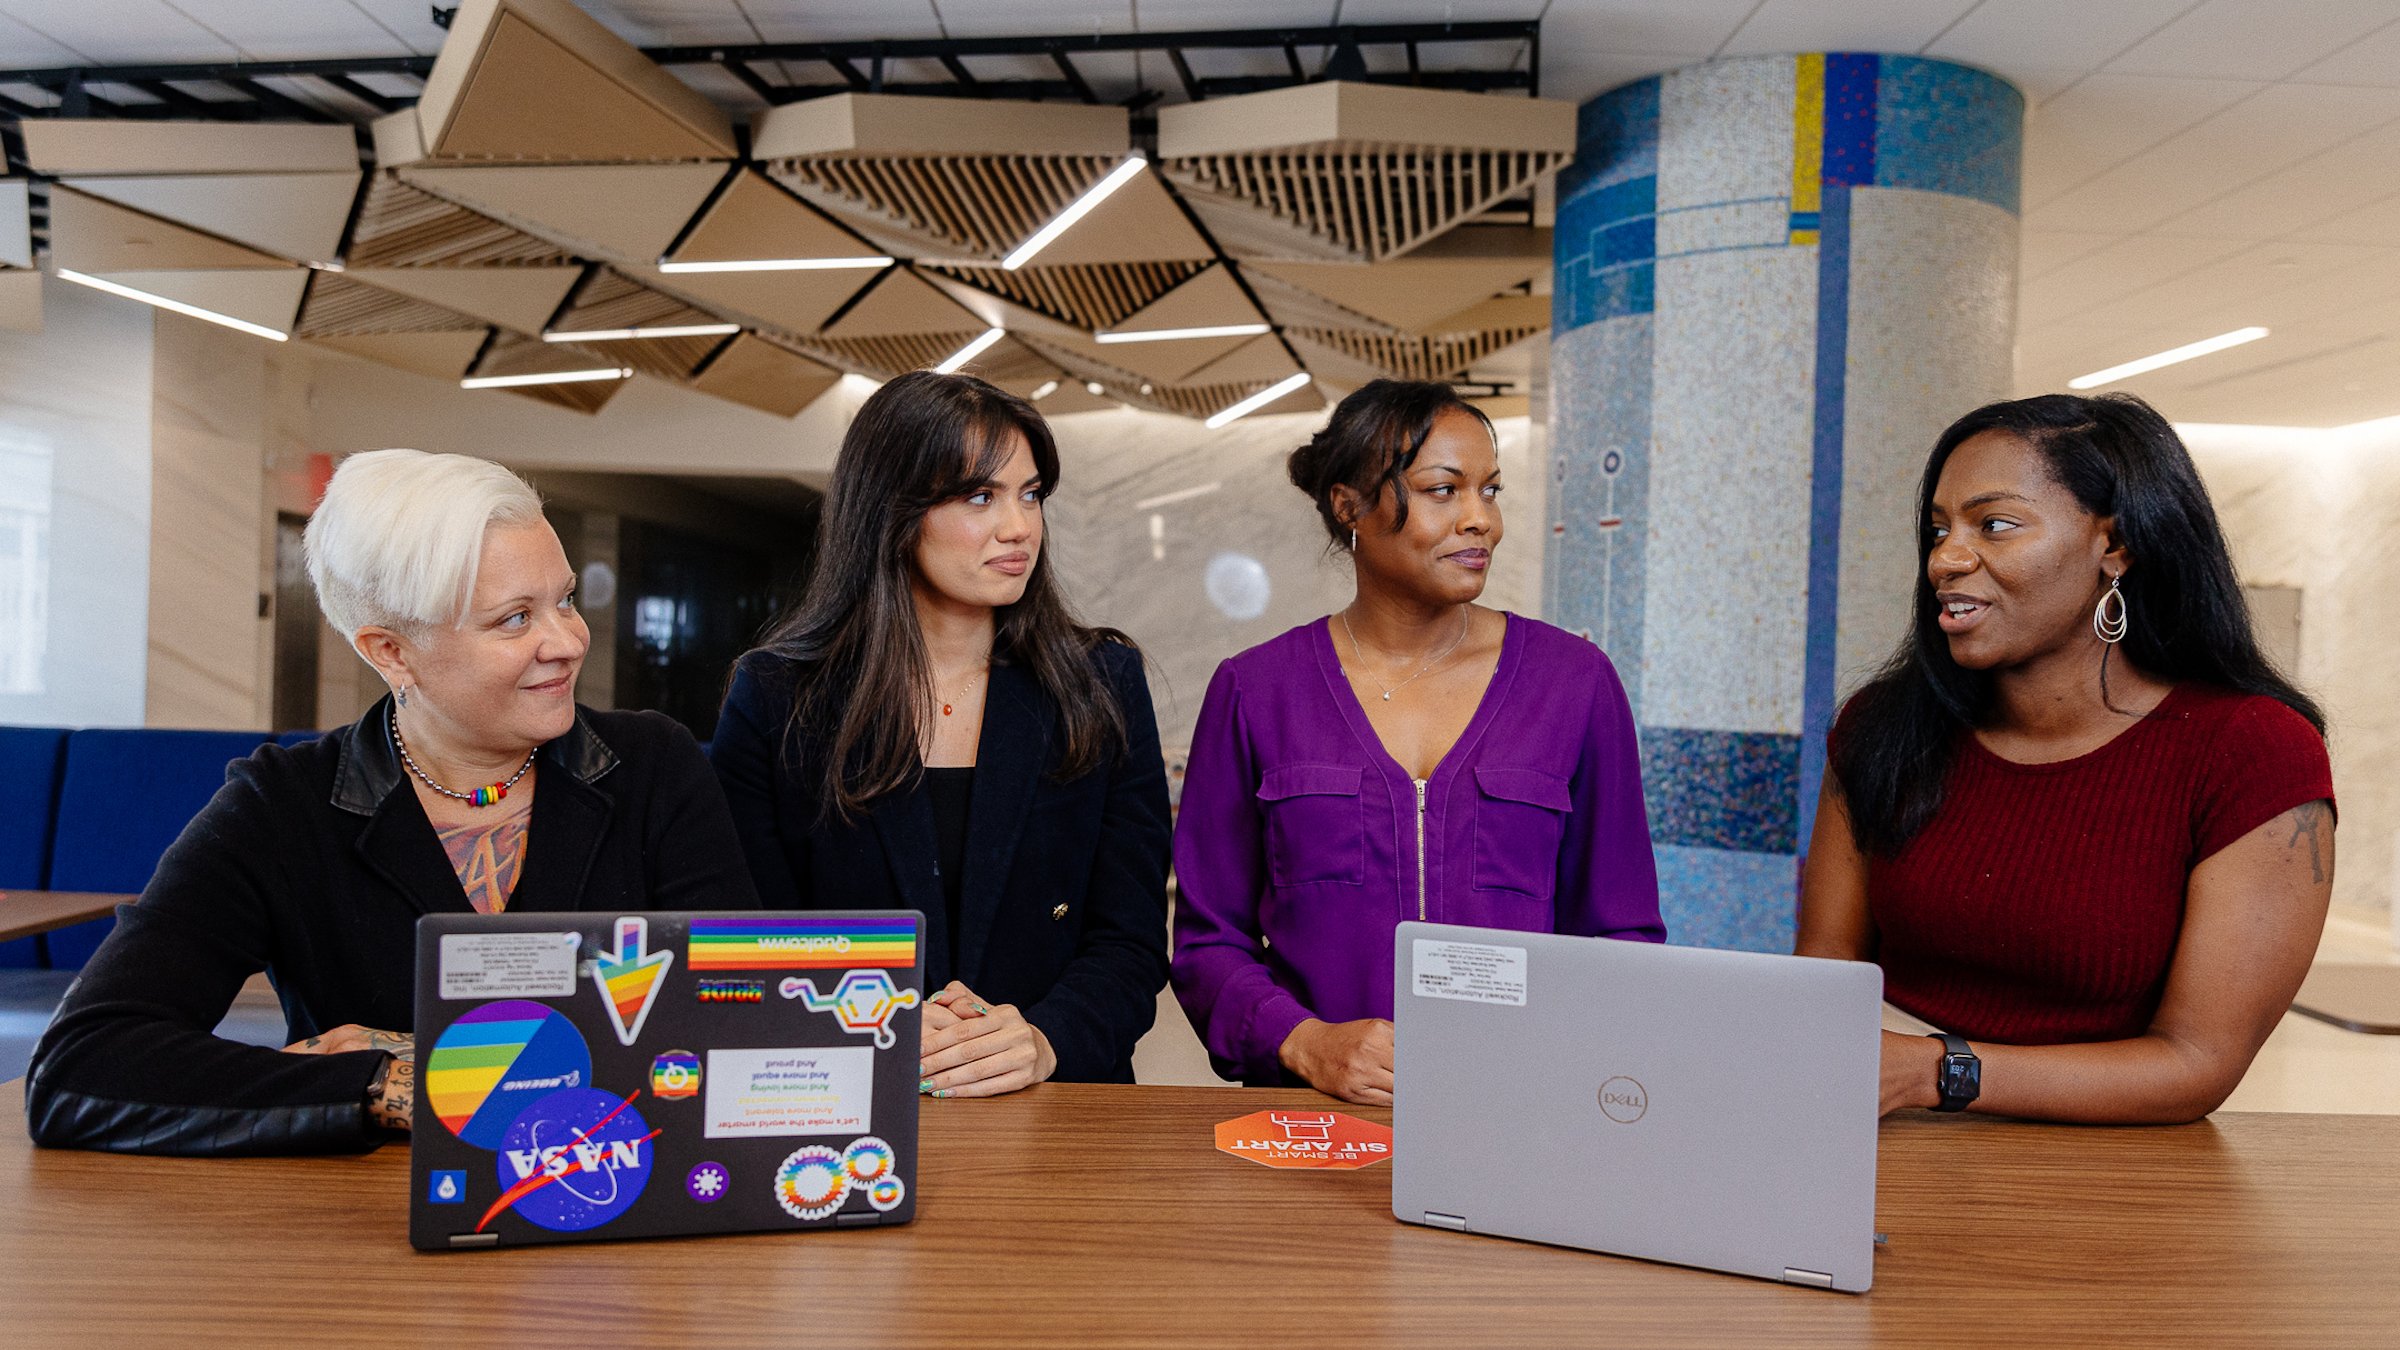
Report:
918,1079,933,1093
934,1089,953,1099
972,1003,989,1014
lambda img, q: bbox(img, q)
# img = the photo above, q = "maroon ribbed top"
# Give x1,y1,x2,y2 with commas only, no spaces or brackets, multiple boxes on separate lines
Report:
1853,684,2333,1045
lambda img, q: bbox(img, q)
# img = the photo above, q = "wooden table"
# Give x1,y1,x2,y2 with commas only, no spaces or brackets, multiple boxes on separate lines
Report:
0,891,127,945
1,1080,2394,1348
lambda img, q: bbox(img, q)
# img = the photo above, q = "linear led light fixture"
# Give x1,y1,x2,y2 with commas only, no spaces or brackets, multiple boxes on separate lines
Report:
1096,323,1272,344
2068,327,2269,390
56,267,289,342
461,367,634,390
544,323,741,342
1029,379,1060,401
933,327,1007,374
1003,154,1149,272
656,255,893,273
1206,372,1313,429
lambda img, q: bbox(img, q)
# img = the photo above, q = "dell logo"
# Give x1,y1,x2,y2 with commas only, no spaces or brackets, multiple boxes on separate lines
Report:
1598,1076,1648,1124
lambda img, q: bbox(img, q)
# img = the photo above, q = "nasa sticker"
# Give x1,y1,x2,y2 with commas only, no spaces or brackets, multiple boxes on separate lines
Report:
487,1088,657,1233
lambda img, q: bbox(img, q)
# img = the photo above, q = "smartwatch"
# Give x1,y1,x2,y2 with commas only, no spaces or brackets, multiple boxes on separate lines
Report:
1926,1032,1980,1112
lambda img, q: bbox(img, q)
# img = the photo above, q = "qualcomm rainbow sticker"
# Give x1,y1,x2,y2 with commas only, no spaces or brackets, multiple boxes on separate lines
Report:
687,917,916,971
778,969,920,1049
595,917,674,1047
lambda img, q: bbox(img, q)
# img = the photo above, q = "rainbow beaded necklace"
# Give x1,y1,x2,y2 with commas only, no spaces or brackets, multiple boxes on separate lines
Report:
392,709,537,808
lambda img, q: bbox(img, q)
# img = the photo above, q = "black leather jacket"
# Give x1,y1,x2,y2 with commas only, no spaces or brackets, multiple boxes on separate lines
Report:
24,699,757,1155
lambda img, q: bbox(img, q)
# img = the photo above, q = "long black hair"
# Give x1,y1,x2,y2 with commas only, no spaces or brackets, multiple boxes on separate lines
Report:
750,369,1128,823
1831,392,2322,856
1288,379,1495,548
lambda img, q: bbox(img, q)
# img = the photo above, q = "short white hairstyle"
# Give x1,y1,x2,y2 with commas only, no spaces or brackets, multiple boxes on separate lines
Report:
305,449,547,641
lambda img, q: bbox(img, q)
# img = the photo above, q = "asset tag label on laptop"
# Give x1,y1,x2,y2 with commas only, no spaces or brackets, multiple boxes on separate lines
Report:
1411,939,1527,1006
439,931,581,999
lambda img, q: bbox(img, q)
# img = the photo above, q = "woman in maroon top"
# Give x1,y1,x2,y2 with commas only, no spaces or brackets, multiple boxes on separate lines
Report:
1798,393,2335,1125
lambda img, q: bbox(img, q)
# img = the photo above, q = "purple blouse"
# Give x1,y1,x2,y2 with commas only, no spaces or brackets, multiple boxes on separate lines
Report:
1170,614,1664,1083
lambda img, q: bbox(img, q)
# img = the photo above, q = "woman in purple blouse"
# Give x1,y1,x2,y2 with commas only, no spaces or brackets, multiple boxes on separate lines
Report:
1171,380,1664,1104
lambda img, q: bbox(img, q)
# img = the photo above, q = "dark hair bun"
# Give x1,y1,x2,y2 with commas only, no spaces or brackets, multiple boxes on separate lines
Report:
1287,379,1493,548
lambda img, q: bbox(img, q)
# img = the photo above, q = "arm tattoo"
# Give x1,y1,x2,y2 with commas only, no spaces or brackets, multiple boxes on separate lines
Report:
2284,801,2330,884
368,1053,416,1132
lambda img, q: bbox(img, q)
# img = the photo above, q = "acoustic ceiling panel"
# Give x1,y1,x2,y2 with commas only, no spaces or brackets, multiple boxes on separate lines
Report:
552,268,719,334
1005,168,1215,267
1243,256,1545,334
821,266,986,340
83,268,309,335
690,334,842,418
625,263,876,338
297,273,488,336
781,331,979,381
921,259,1211,333
20,120,358,176
1107,263,1264,335
399,162,731,266
342,265,582,333
611,332,731,381
62,172,361,265
468,331,628,413
0,181,29,270
665,169,883,265
309,330,490,380
48,188,290,272
344,173,573,267
411,0,736,163
1283,326,1543,382
1020,323,1253,386
1178,333,1303,387
765,153,1123,262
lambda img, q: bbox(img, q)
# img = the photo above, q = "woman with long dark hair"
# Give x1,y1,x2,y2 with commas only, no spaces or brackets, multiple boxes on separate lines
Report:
1172,379,1662,1104
1797,393,2334,1125
710,371,1170,1095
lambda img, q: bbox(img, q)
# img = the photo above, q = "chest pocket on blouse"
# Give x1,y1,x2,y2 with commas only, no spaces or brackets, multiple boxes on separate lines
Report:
1471,767,1572,899
1257,763,1364,888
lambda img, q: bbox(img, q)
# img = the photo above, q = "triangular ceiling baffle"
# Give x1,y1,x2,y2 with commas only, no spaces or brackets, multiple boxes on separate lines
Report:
1008,169,1215,267
310,330,491,380
399,163,732,267
63,172,362,265
1181,333,1304,387
1244,257,1544,335
1104,264,1264,337
666,171,884,266
412,0,736,162
822,267,984,339
629,264,876,338
343,266,582,335
83,269,309,335
48,188,290,272
691,335,842,418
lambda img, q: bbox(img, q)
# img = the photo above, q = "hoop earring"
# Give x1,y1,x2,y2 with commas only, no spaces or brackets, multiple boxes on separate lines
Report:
2093,577,2128,645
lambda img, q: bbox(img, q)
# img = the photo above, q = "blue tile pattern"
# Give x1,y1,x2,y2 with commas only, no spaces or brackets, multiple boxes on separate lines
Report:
1656,844,1798,953
1638,727,1801,854
1873,56,2023,214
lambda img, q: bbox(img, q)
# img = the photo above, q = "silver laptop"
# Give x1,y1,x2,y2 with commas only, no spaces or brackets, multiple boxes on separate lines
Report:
1392,921,1882,1291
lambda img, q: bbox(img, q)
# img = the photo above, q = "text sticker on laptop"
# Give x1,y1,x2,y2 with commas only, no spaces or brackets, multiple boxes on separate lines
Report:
1411,937,1528,1007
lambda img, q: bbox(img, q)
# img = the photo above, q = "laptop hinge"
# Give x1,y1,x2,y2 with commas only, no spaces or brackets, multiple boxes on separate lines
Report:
447,1234,500,1249
837,1212,881,1227
1782,1267,1834,1288
1421,1211,1468,1232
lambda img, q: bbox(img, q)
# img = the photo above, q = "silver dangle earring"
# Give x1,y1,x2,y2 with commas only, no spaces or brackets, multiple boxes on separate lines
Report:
393,685,409,708
2093,576,2128,645
1349,527,1358,552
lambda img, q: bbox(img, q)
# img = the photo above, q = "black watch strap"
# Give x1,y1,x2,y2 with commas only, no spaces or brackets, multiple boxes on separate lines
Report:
1926,1032,1980,1112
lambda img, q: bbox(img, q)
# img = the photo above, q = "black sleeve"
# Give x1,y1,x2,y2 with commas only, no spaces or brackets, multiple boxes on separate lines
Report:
632,711,762,911
1022,642,1172,1082
710,656,809,910
23,760,388,1156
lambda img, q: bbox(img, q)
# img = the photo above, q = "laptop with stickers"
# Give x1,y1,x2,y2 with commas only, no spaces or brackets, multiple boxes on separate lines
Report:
409,910,922,1251
1390,921,1882,1292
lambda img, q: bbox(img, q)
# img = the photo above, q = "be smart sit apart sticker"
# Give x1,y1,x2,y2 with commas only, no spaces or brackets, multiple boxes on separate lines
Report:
1410,938,1528,1007
1214,1110,1392,1170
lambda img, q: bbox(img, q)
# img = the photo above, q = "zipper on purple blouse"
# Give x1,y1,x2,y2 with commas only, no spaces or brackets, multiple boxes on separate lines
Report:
1414,778,1428,920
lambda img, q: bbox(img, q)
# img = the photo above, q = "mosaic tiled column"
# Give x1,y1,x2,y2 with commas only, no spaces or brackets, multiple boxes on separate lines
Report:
1547,55,2023,951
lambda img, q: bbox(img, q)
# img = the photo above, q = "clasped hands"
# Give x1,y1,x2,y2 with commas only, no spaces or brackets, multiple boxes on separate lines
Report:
919,981,1058,1098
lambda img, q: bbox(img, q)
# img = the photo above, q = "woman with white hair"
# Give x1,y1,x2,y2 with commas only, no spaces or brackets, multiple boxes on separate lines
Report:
25,449,757,1156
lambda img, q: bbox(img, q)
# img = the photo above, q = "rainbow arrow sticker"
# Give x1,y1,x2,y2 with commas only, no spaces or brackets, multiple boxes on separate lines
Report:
595,917,674,1047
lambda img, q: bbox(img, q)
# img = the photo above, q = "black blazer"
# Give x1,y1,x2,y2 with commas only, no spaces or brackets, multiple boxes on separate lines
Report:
711,639,1170,1083
25,700,758,1156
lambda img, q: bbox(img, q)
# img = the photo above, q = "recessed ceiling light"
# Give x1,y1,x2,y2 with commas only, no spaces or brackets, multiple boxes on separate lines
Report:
1002,154,1148,271
933,327,1006,374
657,256,893,273
1030,379,1060,400
56,267,289,342
1084,381,1104,395
1205,372,1312,429
1095,323,1271,344
460,368,634,389
2067,327,2269,390
545,323,741,342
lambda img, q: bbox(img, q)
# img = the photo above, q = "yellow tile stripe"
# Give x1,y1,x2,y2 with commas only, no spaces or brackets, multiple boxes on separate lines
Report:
1791,52,1825,245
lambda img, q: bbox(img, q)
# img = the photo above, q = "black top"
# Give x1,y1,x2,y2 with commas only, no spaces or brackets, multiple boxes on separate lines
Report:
924,766,973,975
23,699,760,1157
711,638,1171,1083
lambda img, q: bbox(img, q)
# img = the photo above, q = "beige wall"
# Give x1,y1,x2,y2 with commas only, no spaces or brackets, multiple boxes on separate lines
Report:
2183,420,2400,931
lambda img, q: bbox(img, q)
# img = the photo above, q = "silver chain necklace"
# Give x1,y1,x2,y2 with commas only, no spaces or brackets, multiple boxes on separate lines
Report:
1339,608,1470,702
392,708,537,807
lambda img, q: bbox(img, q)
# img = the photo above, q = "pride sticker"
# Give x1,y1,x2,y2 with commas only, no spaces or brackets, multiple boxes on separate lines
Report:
650,1049,701,1100
774,1145,848,1221
424,1000,592,1150
687,918,917,971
